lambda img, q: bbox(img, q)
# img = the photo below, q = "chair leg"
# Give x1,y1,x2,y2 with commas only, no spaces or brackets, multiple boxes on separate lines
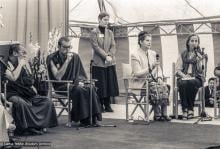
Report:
56,101,69,117
130,104,139,117
218,106,220,118
126,94,129,121
145,97,150,122
214,100,217,118
198,103,202,116
57,108,65,117
66,96,72,128
144,97,147,121
173,89,178,119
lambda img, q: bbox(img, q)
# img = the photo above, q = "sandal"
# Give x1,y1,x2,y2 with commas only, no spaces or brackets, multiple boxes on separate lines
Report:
182,112,188,120
187,110,194,119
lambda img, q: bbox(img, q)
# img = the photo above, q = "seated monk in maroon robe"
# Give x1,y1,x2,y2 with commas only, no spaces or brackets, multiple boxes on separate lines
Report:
5,44,58,135
47,36,102,126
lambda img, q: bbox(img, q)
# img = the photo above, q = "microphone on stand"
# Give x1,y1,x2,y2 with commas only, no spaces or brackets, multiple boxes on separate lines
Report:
155,54,160,80
202,48,208,61
107,23,114,31
196,47,208,70
156,54,160,62
194,47,207,58
90,60,94,72
201,48,205,71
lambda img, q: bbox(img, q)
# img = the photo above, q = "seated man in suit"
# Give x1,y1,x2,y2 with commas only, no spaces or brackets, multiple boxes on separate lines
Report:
205,77,215,107
47,36,102,126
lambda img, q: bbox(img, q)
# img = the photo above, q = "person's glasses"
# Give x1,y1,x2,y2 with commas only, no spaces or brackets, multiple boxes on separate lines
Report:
61,45,72,49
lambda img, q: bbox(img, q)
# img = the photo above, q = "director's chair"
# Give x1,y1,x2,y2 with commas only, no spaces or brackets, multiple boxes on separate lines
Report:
45,80,72,127
122,63,153,123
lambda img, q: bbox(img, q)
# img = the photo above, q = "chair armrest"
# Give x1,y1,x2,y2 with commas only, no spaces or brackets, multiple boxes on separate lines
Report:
122,77,150,80
82,79,98,83
128,87,148,90
44,80,73,83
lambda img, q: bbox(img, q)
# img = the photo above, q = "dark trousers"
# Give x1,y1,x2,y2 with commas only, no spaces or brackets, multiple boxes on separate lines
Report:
178,78,202,111
100,97,111,108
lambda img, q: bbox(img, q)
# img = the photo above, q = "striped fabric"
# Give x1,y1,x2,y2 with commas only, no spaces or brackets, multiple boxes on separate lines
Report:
211,23,220,66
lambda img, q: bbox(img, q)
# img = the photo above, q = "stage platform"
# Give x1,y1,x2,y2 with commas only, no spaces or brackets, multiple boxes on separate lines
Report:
11,115,220,149
4,104,220,149
102,104,220,125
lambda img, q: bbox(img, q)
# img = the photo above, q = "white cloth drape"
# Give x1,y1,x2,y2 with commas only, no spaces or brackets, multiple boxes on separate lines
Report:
0,105,13,142
0,0,65,51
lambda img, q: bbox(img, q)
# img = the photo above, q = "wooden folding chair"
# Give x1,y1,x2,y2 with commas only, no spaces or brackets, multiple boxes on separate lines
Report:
45,80,72,127
122,63,152,123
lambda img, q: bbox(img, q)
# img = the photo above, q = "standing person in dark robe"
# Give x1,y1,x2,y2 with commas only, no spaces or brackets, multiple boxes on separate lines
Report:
47,36,101,126
90,12,119,112
5,44,58,135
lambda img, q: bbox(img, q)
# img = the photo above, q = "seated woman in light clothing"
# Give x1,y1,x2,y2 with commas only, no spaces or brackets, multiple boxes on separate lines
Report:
130,31,170,121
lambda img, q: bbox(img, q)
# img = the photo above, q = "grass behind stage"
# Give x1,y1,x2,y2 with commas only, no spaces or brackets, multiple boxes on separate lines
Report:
16,116,220,149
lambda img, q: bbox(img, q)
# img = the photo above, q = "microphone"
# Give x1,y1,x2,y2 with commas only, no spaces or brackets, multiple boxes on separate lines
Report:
107,23,114,30
90,60,94,74
194,47,207,59
156,54,160,61
201,48,205,54
90,60,94,64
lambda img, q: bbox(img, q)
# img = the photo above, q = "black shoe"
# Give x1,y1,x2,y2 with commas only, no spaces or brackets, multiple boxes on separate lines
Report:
92,121,101,127
28,128,43,135
80,118,90,127
162,116,171,121
101,105,105,113
92,116,101,127
105,106,114,112
153,116,162,121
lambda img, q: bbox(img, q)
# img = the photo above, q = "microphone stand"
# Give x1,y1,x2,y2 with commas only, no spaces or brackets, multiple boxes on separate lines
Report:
89,60,93,126
77,60,116,129
194,48,212,124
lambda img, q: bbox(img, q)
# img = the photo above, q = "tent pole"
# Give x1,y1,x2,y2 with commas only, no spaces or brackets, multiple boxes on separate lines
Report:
65,0,69,36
